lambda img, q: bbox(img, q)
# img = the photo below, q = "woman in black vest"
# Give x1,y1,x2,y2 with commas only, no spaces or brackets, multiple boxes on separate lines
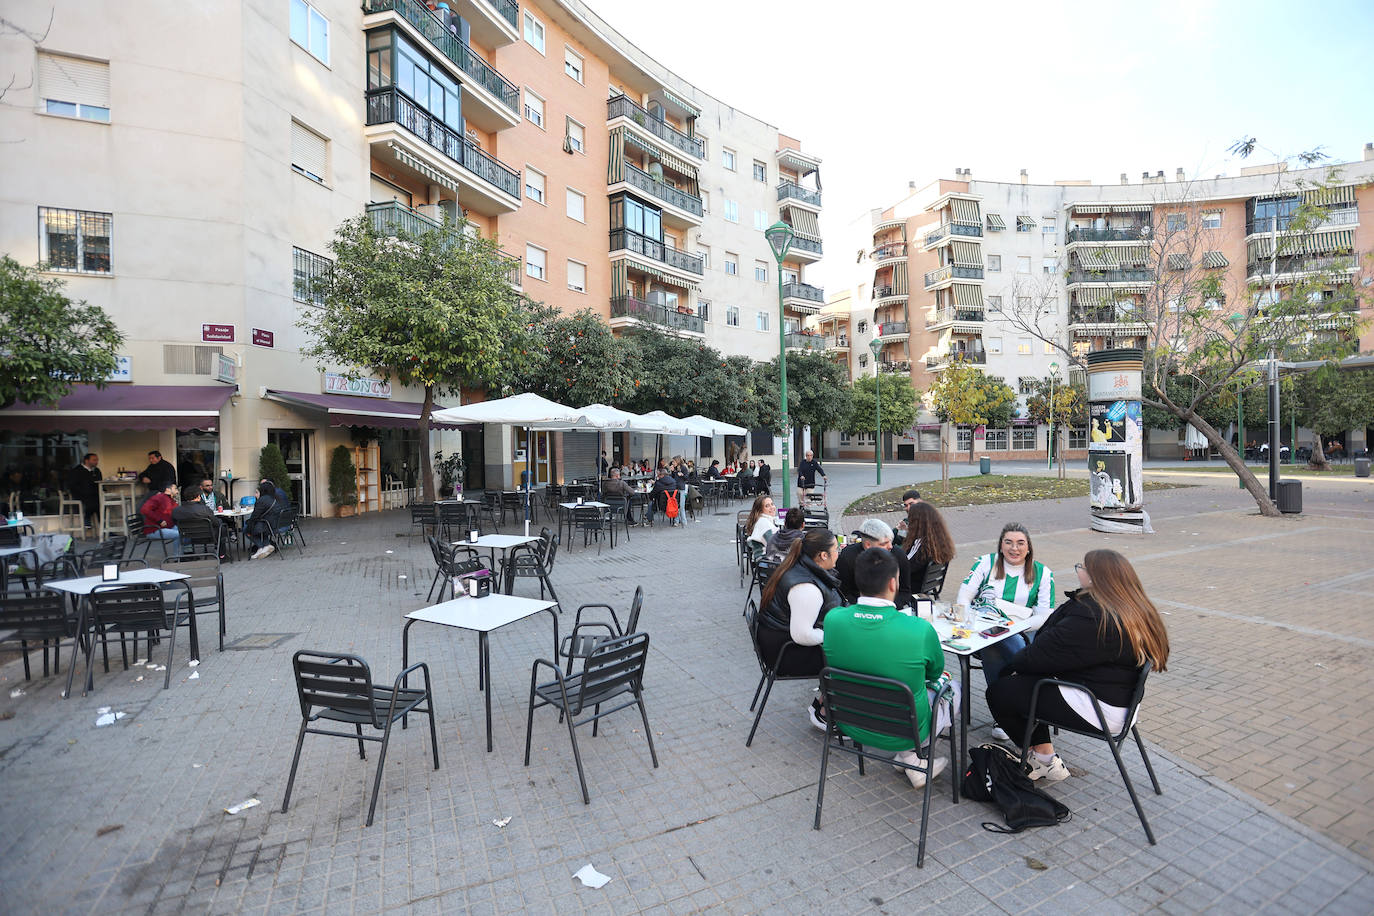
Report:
755,529,843,729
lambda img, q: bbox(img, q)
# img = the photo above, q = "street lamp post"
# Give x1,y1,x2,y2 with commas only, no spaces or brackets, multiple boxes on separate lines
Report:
869,339,883,486
1047,361,1059,471
764,221,796,510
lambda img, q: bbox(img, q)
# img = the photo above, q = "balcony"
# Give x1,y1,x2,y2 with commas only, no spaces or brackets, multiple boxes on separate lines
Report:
617,162,702,223
363,0,519,131
777,181,821,209
927,350,987,369
607,94,704,160
610,295,704,335
1246,254,1358,283
780,281,824,314
879,360,912,374
1065,226,1150,244
365,200,521,285
609,227,704,275
923,223,982,248
923,264,984,290
785,332,826,352
785,234,823,262
1065,268,1154,286
876,321,909,341
364,87,521,214
825,336,850,351
872,242,907,262
1246,208,1358,237
926,307,984,330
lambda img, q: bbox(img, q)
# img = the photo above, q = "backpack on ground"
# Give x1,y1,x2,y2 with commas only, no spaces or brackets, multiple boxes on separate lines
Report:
962,743,1071,833
665,490,679,519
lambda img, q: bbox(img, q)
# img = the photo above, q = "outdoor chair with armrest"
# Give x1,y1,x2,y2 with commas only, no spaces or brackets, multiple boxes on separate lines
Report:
176,517,222,559
0,591,76,681
85,583,189,692
744,596,812,747
425,535,482,604
501,533,560,604
409,503,437,545
560,585,643,673
161,554,228,651
125,512,168,560
606,495,632,543
915,562,949,600
571,505,614,554
276,506,307,553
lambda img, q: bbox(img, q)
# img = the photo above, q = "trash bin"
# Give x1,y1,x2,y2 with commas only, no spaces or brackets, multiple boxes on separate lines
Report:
1276,479,1302,514
1357,458,1371,478
979,456,991,475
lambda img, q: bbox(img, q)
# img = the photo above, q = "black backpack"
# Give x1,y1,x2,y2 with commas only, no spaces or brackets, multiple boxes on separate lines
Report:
962,743,1071,833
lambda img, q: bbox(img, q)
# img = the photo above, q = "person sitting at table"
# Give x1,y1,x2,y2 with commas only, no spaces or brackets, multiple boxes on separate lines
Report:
823,547,954,787
835,518,913,608
901,501,956,594
173,484,228,560
986,549,1169,783
140,482,182,557
198,477,221,511
894,488,922,540
755,529,843,731
744,494,779,553
706,459,722,480
736,461,755,495
647,467,682,527
245,480,282,559
764,507,806,562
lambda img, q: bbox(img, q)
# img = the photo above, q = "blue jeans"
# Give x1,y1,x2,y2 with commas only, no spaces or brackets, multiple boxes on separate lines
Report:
147,526,182,557
979,632,1031,685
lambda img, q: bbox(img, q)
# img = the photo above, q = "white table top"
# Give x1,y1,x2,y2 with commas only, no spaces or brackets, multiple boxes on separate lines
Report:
560,501,609,510
0,546,36,558
453,534,542,550
916,607,1034,656
213,507,253,517
43,568,190,595
406,593,557,632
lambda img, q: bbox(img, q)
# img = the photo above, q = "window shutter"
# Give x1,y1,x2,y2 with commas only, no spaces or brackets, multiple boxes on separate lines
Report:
291,120,327,182
37,52,110,108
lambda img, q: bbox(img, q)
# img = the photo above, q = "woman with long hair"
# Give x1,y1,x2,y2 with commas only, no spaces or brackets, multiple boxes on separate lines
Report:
955,522,1054,692
744,494,779,549
902,501,955,595
986,549,1169,782
755,529,843,729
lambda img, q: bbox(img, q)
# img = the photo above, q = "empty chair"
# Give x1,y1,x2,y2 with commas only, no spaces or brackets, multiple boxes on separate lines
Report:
524,632,657,804
915,562,949,599
77,537,128,572
161,554,228,652
425,535,481,603
282,650,438,827
409,503,437,544
436,502,468,542
84,583,190,692
570,505,614,554
0,591,76,681
272,506,306,556
561,585,643,673
501,533,560,604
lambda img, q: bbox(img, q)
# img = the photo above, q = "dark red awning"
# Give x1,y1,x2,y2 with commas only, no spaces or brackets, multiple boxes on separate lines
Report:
263,390,467,430
0,385,235,433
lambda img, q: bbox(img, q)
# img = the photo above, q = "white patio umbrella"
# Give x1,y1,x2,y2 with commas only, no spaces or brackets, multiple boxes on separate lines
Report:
683,415,747,436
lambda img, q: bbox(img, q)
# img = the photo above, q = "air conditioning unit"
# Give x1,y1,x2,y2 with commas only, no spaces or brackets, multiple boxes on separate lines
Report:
647,289,666,306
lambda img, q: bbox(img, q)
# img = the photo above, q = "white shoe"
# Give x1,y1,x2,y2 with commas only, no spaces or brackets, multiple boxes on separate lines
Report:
991,726,1010,741
259,544,276,558
1027,753,1070,783
250,547,265,560
895,752,947,789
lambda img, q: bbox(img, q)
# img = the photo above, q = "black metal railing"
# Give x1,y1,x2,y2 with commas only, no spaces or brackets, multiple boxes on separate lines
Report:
927,350,986,368
872,242,907,261
609,227,705,274
1065,268,1154,284
1246,254,1355,278
607,94,704,158
876,321,909,337
781,281,824,302
926,308,984,327
1069,307,1148,326
485,0,519,29
788,235,823,256
365,88,522,199
879,360,912,373
364,0,519,113
622,162,703,216
924,223,982,246
365,201,523,283
777,181,821,207
872,284,907,300
610,295,704,333
1065,226,1150,244
923,265,983,287
785,332,826,351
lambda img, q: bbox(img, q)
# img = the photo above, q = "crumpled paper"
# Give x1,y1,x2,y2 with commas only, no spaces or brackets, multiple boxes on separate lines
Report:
572,863,611,889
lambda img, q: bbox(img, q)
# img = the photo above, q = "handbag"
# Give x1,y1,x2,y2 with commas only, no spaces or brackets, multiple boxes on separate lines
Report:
962,743,1071,833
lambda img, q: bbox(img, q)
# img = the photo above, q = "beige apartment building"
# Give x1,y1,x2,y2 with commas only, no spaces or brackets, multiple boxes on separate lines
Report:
0,0,822,514
827,150,1374,461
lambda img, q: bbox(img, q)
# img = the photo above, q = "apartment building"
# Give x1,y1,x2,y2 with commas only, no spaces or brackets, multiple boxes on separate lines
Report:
0,0,822,513
829,149,1374,461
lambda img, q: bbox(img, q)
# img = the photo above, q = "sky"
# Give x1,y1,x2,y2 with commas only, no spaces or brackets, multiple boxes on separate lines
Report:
588,0,1374,292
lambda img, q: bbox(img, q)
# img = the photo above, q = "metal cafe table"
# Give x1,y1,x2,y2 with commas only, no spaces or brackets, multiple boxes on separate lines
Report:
401,593,559,752
452,533,543,589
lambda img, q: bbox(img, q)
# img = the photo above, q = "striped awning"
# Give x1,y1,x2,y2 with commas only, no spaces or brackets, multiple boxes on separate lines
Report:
950,198,981,226
1118,245,1150,266
617,255,699,291
611,261,628,298
607,127,626,184
891,261,909,295
985,213,1006,230
1303,185,1356,206
1249,229,1354,260
657,87,700,118
874,217,905,233
1016,215,1036,228
951,240,983,268
783,206,822,242
1111,204,1154,213
952,283,983,308
388,142,461,194
1202,251,1229,268
1076,247,1116,270
777,148,820,178
1167,253,1190,270
618,126,700,185
1075,287,1114,307
1072,204,1110,215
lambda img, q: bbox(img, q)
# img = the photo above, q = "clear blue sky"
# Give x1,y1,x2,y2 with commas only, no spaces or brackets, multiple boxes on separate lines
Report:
589,0,1374,290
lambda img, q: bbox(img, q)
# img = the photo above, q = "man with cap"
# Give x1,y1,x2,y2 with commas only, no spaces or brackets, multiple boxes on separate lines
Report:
835,518,914,608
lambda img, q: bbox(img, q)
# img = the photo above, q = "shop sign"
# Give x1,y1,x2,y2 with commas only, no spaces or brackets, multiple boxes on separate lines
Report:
323,373,391,398
1088,369,1141,402
106,356,132,383
202,323,235,342
251,328,275,348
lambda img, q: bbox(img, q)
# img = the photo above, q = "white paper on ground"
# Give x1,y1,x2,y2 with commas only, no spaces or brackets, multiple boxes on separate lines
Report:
95,711,126,727
9,688,24,698
572,864,611,889
492,816,511,828
224,798,260,815
188,671,200,680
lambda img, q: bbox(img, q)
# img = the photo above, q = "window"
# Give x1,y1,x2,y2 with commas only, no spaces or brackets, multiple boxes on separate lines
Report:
756,311,769,331
956,425,973,450
754,209,768,231
566,187,585,221
525,244,546,281
724,253,738,276
292,246,331,303
754,261,768,282
1012,427,1037,450
726,305,740,327
987,254,1001,272
1015,297,1032,315
523,90,544,128
856,319,868,333
1166,213,1187,232
565,117,585,152
858,354,869,368
525,167,545,204
722,148,737,171
1203,210,1222,229
36,52,110,122
697,301,710,322
379,32,463,130
290,0,330,65
523,11,545,53
1068,427,1088,449
985,429,1009,451
1042,216,1056,235
753,160,766,182
986,337,1003,354
1016,256,1031,273
564,47,583,83
697,245,711,269
1042,257,1056,274
38,207,111,274
1017,338,1032,355
566,260,586,293
723,199,738,223
612,195,662,241
987,295,1003,313
1017,376,1036,395
163,345,224,376
1044,341,1056,354
290,120,328,183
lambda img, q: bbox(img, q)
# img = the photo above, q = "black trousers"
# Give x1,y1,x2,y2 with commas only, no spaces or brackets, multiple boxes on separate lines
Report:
985,674,1091,748
756,626,824,677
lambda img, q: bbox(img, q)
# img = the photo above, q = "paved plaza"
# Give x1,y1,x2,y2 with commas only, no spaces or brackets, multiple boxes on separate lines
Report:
1,462,1372,914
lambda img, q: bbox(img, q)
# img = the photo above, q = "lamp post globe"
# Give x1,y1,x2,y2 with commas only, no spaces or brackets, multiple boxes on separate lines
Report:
764,222,796,508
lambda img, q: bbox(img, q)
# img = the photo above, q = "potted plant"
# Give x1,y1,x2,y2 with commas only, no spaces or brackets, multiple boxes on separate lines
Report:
258,444,292,494
328,444,358,516
435,449,465,499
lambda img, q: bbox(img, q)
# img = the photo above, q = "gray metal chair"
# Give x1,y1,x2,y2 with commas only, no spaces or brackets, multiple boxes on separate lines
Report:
561,585,643,673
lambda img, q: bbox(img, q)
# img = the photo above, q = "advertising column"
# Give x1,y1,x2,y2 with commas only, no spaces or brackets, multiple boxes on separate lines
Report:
1085,347,1151,534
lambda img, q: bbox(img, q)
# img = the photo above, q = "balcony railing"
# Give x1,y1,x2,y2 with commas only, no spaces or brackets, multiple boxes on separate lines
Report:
365,88,522,199
927,350,987,368
879,360,911,373
923,265,984,287
788,235,823,256
926,307,984,328
1246,209,1358,236
607,94,704,159
826,336,850,349
924,223,982,246
622,162,703,216
781,281,824,303
872,284,907,300
1066,268,1154,284
785,332,826,351
872,242,907,261
1069,307,1145,326
1065,226,1150,244
1246,254,1357,278
777,181,821,207
876,321,909,337
610,295,704,333
609,227,705,275
485,0,519,29
366,200,521,282
364,0,519,114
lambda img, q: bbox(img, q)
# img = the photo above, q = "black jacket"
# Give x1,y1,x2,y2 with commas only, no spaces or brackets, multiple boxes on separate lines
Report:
796,458,825,488
759,555,843,635
756,463,772,487
835,542,913,607
246,493,280,533
66,464,101,504
1002,591,1144,708
140,460,177,493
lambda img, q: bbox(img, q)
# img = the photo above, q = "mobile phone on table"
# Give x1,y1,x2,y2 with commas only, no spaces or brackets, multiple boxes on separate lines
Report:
979,625,1009,638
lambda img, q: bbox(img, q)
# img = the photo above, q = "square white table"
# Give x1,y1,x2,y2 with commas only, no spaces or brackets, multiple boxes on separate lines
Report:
451,533,542,588
402,593,559,752
44,569,191,698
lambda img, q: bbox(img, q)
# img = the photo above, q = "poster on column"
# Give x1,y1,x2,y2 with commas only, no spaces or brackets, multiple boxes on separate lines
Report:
1086,348,1148,529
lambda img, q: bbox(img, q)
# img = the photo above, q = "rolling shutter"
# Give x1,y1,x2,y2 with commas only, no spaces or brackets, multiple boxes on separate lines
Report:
291,120,328,182
37,52,110,109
